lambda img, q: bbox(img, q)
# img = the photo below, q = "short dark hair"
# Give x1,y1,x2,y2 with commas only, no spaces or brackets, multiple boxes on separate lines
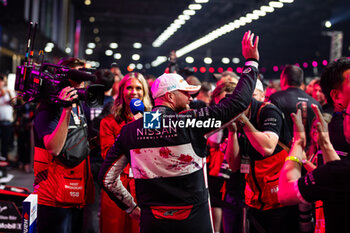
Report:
94,69,115,92
111,62,119,68
200,82,212,93
320,57,350,106
282,65,304,87
210,82,236,105
58,57,85,68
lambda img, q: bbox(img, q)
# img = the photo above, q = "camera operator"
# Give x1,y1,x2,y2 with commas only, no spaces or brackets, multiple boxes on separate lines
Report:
33,57,94,233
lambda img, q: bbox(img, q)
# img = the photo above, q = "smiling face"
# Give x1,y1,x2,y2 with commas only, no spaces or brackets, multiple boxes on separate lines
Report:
312,83,325,105
123,78,144,107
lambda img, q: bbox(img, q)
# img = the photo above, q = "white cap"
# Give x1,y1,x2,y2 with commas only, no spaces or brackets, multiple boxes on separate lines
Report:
151,73,201,99
255,79,264,92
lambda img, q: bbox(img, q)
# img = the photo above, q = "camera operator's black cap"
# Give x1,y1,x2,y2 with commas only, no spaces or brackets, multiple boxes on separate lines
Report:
111,62,119,68
58,57,85,69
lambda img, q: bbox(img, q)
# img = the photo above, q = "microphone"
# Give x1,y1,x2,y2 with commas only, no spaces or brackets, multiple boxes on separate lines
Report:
67,69,97,83
130,98,145,115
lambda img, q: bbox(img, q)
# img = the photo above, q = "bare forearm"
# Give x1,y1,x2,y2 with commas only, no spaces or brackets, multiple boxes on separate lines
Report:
243,121,277,156
320,141,340,163
225,131,240,171
278,140,304,205
43,107,71,156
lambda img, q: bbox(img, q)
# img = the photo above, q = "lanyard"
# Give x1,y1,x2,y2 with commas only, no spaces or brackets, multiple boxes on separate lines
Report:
71,105,81,125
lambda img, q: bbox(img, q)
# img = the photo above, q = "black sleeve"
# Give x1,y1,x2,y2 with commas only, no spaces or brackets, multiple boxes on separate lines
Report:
259,105,282,136
98,126,135,211
269,93,280,109
298,159,350,203
34,104,60,140
184,62,258,135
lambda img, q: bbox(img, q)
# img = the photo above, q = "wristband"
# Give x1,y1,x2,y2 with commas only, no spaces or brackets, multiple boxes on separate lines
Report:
285,156,302,166
246,58,259,62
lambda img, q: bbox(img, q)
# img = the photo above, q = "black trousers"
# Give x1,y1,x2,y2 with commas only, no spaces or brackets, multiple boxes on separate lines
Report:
248,205,298,233
0,121,13,159
37,204,83,233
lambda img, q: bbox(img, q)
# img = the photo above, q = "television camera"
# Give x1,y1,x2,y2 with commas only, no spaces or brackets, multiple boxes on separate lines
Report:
15,22,104,107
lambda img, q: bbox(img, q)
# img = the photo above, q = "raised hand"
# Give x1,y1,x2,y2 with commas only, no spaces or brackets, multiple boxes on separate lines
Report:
291,109,306,148
58,86,78,102
242,30,259,61
311,104,330,146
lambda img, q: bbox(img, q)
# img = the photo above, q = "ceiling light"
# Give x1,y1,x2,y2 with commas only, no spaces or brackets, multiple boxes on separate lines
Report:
132,54,140,61
145,63,151,69
65,47,71,53
133,42,142,49
93,28,99,34
153,0,294,65
129,63,136,69
174,19,186,25
85,49,93,55
89,16,95,23
253,10,266,16
185,56,194,63
158,2,289,64
269,1,283,8
87,42,96,49
114,53,122,59
88,61,96,67
325,20,332,28
44,47,52,53
204,57,212,64
234,19,246,26
179,15,190,20
246,13,259,20
46,42,54,48
232,57,240,64
222,57,230,64
183,9,196,16
151,56,167,67
105,50,113,56
189,4,202,10
260,5,274,12
95,37,100,42
152,2,209,49
109,42,118,49
239,16,252,23
136,63,143,70
84,0,91,6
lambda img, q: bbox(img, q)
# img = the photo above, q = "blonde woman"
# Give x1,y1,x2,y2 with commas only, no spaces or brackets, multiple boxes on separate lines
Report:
99,72,152,233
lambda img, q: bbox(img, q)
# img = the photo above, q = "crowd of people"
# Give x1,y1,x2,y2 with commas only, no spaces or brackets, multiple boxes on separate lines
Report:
0,30,349,233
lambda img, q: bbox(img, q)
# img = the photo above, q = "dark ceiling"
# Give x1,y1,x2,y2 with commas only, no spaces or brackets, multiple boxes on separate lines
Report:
71,0,350,80
1,0,350,80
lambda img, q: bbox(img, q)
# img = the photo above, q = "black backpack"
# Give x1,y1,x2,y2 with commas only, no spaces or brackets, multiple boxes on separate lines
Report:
57,123,90,167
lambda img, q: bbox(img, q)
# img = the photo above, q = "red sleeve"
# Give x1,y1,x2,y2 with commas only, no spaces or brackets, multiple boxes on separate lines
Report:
100,114,124,159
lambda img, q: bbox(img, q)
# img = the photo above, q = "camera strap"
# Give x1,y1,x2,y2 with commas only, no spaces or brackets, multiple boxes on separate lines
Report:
71,105,81,125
